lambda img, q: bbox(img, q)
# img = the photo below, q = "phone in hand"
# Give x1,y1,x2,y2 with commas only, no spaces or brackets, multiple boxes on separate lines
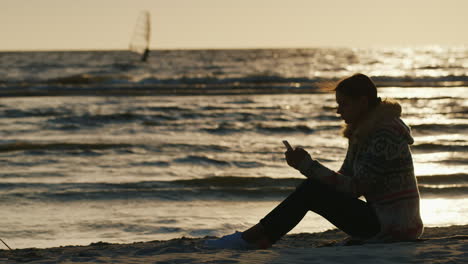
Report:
282,140,293,151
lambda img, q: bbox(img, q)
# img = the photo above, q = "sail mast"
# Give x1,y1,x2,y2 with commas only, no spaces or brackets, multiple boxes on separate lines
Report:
145,11,151,51
129,11,151,61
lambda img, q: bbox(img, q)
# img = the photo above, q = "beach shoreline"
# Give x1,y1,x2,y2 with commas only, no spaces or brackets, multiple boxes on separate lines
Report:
1,225,466,264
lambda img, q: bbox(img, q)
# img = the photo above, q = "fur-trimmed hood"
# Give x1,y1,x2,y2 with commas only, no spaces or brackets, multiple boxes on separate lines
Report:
343,100,414,145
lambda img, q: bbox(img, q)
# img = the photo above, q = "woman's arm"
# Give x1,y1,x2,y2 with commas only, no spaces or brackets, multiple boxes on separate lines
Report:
285,146,360,197
295,127,408,198
298,157,362,197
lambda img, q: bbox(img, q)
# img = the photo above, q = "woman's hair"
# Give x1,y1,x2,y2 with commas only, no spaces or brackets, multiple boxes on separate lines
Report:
335,73,381,108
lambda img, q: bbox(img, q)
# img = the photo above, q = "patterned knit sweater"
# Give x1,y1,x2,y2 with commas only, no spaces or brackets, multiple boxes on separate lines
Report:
298,100,424,242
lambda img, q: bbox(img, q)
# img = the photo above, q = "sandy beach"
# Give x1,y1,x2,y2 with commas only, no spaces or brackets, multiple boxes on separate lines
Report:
0,225,466,264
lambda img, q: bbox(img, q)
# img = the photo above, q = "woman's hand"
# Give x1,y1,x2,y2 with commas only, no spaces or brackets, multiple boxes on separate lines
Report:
285,147,311,170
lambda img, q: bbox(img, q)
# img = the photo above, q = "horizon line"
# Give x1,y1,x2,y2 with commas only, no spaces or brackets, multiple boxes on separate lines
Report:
1,44,466,53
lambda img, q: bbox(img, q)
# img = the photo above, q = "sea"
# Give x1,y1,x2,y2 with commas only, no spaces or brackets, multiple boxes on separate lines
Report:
0,47,467,249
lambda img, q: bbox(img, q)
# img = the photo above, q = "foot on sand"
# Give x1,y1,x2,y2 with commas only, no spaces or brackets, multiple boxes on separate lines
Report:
204,231,254,250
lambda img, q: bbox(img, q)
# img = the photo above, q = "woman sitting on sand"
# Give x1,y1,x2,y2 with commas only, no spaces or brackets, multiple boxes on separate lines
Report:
206,73,424,249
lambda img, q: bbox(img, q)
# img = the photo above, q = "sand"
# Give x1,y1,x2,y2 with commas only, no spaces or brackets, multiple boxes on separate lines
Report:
0,225,466,264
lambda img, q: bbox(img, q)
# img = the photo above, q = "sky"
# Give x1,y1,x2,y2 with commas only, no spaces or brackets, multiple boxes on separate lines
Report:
1,0,467,51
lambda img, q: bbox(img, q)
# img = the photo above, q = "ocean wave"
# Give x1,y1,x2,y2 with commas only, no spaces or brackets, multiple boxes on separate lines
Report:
415,65,466,70
203,123,340,135
256,124,315,134
44,111,183,128
202,123,245,134
0,172,65,179
40,74,468,87
0,180,295,202
398,96,464,101
46,73,132,85
1,75,467,97
0,141,133,153
155,143,230,153
172,155,266,168
130,161,171,167
0,176,465,202
173,155,231,167
1,107,72,118
418,173,468,185
0,141,230,155
418,186,468,196
47,112,144,128
411,124,468,131
412,143,468,152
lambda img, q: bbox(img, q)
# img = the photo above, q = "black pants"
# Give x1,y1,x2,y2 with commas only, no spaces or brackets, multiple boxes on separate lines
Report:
259,178,381,243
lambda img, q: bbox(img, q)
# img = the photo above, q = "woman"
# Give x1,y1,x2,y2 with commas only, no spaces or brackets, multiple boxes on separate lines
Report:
206,73,424,249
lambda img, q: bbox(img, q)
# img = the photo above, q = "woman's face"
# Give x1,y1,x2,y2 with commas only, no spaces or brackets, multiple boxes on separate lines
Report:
335,91,368,125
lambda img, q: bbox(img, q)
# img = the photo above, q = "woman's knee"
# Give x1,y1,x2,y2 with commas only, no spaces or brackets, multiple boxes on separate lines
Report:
295,178,330,195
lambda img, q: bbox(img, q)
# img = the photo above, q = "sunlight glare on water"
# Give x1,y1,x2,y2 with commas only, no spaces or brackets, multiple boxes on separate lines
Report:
380,87,468,99
420,199,467,227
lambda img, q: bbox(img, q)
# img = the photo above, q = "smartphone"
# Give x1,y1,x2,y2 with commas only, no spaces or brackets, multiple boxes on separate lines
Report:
282,140,293,151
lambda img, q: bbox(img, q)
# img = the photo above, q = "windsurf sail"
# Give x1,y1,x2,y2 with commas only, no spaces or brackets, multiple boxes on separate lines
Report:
129,11,151,62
